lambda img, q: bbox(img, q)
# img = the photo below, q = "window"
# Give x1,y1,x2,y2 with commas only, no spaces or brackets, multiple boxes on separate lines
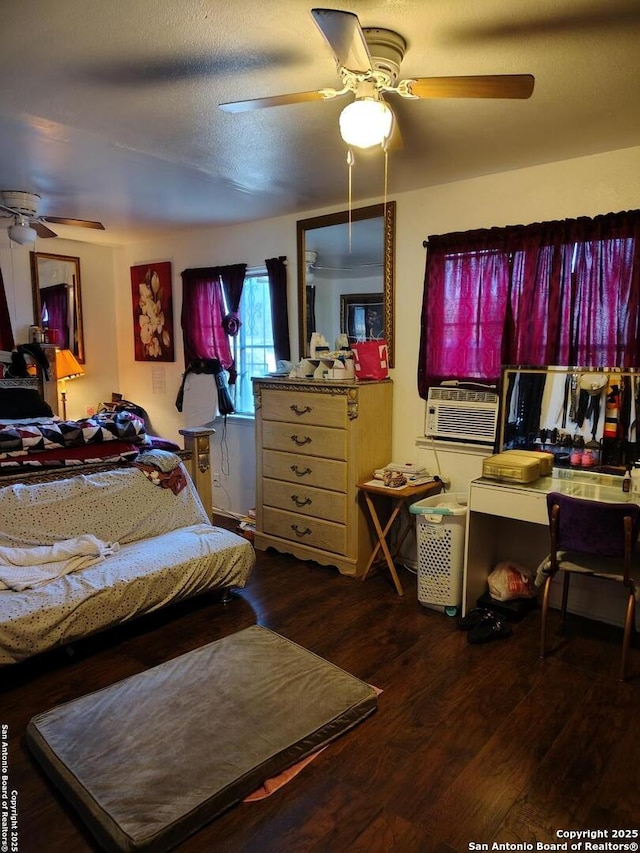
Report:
180,259,288,417
418,210,640,398
231,270,276,415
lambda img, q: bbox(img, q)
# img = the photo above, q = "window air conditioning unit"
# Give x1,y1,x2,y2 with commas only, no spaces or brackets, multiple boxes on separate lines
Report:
425,386,499,445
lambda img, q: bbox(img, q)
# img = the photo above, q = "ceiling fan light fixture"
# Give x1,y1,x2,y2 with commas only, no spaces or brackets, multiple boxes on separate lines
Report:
339,98,394,149
8,217,37,245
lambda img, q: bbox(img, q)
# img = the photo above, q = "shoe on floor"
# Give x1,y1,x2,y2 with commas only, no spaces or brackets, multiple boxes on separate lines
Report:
467,614,513,644
456,607,493,631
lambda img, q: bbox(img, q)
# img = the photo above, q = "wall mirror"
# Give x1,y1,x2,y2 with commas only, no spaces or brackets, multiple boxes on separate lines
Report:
297,201,395,367
30,252,85,363
498,365,639,471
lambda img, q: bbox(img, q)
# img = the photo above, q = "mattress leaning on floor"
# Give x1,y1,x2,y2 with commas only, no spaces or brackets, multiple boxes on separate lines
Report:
26,625,378,852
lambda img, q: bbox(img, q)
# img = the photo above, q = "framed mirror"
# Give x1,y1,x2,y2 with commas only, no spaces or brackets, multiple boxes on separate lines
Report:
30,252,85,363
297,201,396,367
497,365,639,471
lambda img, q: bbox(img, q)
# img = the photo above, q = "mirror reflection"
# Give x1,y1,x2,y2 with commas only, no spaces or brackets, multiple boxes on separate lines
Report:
499,366,640,471
30,252,84,363
297,202,395,367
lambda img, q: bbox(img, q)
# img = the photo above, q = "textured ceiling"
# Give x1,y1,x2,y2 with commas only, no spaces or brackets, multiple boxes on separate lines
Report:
1,0,639,244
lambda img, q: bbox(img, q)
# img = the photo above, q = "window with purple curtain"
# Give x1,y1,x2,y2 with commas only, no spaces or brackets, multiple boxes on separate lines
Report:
418,210,640,398
180,267,233,369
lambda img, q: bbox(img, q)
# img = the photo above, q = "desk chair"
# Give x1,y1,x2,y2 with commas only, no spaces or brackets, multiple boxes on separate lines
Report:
539,491,640,681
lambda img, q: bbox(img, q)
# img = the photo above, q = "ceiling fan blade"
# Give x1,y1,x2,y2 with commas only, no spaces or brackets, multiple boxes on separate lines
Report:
33,222,58,238
220,90,329,113
311,8,372,73
408,74,535,100
42,217,106,230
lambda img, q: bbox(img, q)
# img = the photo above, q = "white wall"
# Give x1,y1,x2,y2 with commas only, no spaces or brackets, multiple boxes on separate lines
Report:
4,144,640,515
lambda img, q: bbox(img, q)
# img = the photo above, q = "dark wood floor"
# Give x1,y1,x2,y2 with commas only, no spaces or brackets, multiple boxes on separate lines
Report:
3,542,640,852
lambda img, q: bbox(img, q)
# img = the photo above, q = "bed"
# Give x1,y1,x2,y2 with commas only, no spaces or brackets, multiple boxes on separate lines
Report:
0,454,255,665
0,351,243,668
0,348,201,491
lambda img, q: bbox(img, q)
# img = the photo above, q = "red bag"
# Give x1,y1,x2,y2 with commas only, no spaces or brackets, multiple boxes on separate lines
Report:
351,341,389,380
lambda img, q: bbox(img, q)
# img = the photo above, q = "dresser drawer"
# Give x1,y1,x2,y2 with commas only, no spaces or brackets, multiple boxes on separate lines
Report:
263,477,346,523
263,450,347,492
263,421,346,461
263,507,347,556
261,389,347,428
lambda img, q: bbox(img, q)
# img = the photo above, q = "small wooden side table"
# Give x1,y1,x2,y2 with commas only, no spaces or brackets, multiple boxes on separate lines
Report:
357,479,442,596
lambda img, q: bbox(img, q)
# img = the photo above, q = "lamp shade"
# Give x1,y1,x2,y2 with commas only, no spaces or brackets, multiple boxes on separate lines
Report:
339,98,394,149
55,349,85,381
8,220,37,245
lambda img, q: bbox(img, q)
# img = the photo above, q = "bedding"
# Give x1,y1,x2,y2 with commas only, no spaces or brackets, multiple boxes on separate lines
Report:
0,411,147,454
0,412,152,472
0,534,118,590
0,440,142,471
0,371,181,478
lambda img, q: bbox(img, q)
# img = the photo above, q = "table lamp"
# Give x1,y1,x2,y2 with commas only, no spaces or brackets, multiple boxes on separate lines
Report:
55,349,85,419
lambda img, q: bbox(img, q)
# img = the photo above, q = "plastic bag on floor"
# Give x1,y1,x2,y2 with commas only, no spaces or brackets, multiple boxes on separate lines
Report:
488,560,537,601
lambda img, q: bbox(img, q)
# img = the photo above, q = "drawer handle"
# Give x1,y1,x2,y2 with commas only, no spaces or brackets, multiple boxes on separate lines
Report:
290,404,312,416
291,524,312,537
291,434,312,446
291,494,312,507
290,465,312,477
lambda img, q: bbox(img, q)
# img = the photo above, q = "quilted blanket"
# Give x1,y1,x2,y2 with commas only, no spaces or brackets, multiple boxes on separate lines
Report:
0,412,148,458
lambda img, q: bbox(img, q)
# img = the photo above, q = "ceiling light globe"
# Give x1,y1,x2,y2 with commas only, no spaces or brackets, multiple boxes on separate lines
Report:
8,221,37,245
339,99,394,149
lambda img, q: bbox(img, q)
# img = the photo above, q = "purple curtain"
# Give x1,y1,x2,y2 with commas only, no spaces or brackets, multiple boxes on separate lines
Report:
220,264,246,316
418,210,640,398
418,228,512,395
266,256,291,362
0,265,14,351
219,263,247,384
180,267,233,369
40,283,69,349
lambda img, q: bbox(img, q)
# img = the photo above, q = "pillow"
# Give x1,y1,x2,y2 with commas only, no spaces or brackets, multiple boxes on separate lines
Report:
0,388,53,419
135,448,182,472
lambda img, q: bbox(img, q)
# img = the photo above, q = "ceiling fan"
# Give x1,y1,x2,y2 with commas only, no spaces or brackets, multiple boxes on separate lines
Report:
0,191,105,245
220,8,534,149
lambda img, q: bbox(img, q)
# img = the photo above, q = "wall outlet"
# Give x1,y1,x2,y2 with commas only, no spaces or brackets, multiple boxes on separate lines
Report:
212,472,221,487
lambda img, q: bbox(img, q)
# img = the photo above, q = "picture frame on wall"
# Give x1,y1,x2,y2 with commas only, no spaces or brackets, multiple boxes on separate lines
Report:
130,261,175,362
340,293,385,344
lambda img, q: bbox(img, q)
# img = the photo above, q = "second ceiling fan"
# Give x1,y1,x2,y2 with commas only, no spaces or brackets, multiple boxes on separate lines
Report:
220,8,535,148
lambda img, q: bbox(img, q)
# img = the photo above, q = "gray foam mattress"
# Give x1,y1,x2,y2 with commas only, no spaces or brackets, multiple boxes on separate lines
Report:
26,625,377,852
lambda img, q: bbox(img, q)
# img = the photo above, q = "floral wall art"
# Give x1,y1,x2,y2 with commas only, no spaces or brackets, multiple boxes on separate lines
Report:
130,261,175,361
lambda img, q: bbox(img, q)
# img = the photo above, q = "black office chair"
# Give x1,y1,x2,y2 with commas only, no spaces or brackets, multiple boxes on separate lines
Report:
539,491,640,680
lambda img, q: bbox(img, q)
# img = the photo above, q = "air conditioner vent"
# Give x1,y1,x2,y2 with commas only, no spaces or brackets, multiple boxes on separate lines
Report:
427,387,498,405
425,387,499,444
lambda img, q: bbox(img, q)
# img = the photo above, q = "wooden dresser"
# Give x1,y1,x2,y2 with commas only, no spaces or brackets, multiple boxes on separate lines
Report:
253,377,392,577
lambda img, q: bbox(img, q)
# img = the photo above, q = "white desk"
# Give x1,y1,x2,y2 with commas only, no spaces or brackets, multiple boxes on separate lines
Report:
463,474,638,627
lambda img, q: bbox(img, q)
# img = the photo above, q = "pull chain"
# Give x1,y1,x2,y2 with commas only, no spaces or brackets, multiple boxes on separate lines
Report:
347,148,354,254
383,146,389,219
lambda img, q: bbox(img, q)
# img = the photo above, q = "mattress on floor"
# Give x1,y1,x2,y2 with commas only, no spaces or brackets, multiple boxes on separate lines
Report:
26,625,377,852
